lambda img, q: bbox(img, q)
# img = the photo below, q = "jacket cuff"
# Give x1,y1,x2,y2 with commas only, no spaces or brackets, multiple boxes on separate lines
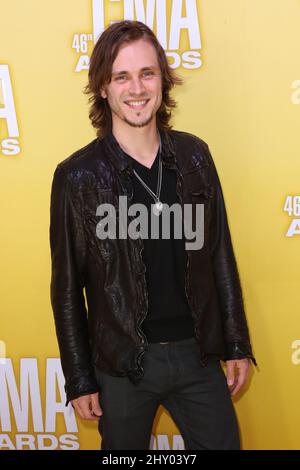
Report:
65,377,99,407
224,341,257,366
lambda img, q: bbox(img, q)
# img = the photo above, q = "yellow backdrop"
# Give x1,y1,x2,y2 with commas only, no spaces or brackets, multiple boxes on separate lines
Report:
1,0,300,450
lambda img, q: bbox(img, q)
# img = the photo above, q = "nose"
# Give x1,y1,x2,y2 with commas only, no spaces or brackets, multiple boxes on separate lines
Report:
128,77,146,96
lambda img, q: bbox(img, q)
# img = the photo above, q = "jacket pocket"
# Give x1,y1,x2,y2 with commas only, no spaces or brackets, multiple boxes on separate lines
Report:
190,184,214,200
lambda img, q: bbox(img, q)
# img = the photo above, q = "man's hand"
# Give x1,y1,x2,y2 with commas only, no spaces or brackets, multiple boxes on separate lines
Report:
225,358,250,396
71,392,103,420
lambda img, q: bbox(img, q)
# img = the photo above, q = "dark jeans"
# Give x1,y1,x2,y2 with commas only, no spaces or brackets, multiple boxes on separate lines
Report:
94,337,240,450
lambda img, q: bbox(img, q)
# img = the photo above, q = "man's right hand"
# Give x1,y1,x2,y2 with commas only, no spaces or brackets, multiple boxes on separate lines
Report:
71,392,103,420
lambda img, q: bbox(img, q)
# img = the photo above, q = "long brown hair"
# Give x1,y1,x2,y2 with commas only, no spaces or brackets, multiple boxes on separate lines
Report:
84,20,183,138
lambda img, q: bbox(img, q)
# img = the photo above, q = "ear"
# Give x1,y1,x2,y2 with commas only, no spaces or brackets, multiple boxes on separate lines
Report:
100,88,107,99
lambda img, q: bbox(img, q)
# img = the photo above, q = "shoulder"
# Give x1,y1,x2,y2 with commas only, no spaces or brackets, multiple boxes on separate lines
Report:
52,137,111,192
168,129,214,170
57,138,101,173
170,129,209,149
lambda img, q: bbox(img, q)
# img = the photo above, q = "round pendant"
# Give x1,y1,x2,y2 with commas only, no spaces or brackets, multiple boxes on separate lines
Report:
153,201,163,216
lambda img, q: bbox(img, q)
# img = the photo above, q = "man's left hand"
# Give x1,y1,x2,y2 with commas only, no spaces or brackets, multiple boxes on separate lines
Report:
225,358,250,396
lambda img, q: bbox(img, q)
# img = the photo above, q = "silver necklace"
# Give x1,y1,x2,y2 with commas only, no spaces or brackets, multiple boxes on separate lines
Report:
132,133,163,216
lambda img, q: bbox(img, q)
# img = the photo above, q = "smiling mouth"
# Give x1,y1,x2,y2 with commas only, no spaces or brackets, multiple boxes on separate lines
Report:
124,99,150,110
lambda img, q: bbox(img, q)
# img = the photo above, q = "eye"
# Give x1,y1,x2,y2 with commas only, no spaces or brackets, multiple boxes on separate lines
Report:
116,75,127,82
142,71,154,78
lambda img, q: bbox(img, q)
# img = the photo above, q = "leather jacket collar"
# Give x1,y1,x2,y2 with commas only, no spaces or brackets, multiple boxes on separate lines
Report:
103,128,177,174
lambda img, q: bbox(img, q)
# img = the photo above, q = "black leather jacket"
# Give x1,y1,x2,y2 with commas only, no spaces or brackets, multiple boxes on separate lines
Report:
50,129,256,405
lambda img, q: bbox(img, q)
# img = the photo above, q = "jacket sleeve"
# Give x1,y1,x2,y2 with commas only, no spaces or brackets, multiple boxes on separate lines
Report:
50,165,99,405
205,145,257,365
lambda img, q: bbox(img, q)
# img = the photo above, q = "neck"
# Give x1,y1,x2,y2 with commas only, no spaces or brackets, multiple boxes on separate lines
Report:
112,119,160,168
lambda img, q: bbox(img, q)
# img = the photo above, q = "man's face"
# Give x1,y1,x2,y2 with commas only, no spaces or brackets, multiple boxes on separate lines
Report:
101,38,163,129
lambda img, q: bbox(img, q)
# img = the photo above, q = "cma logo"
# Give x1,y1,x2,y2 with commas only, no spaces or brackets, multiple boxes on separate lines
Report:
0,358,79,450
73,0,202,72
284,196,300,237
0,65,20,156
291,340,300,365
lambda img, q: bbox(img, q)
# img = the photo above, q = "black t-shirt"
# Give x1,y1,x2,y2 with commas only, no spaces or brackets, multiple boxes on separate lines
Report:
129,150,195,343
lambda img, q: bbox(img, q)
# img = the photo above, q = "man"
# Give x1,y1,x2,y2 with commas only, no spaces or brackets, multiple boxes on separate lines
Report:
50,20,256,450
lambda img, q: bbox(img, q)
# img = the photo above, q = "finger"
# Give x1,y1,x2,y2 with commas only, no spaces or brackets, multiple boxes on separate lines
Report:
231,377,244,396
79,398,97,420
72,401,85,420
226,361,236,388
231,365,248,396
91,393,103,417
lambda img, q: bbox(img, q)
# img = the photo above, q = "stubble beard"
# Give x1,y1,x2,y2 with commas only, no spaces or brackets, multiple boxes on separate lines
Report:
123,111,155,128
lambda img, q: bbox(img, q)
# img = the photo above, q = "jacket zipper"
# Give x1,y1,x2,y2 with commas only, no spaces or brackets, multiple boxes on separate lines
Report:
124,171,149,376
135,234,149,375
